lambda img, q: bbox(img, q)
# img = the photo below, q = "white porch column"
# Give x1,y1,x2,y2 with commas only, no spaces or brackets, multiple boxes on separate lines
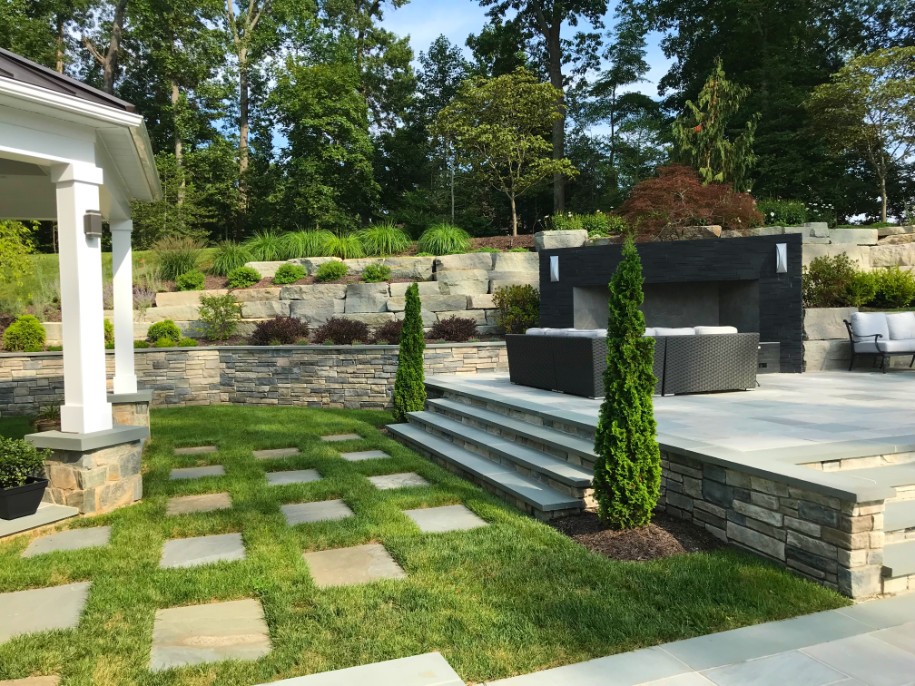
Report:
110,219,137,394
51,162,113,434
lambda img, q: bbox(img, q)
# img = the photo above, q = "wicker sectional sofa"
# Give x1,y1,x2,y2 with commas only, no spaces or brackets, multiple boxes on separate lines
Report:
505,327,760,398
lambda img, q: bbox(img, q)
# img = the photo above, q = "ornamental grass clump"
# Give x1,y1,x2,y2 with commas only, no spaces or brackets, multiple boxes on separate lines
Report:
210,241,254,276
417,223,471,255
593,237,661,529
358,222,411,256
280,229,335,258
392,283,426,422
245,230,285,261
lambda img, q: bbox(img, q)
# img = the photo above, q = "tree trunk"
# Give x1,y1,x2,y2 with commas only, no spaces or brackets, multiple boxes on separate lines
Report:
172,81,185,205
510,194,518,237
55,16,65,73
547,24,565,213
104,0,128,94
881,174,888,223
238,47,250,211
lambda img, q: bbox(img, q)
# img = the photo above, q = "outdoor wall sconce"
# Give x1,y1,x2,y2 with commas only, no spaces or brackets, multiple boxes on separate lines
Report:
775,243,787,274
83,210,103,239
550,255,559,282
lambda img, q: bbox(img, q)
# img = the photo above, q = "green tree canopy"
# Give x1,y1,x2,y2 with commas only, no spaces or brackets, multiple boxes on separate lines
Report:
808,46,915,222
434,68,577,236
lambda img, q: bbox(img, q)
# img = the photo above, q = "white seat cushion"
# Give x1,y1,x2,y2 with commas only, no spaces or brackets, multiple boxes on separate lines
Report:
654,327,696,336
877,339,915,353
525,328,550,335
850,312,889,344
886,312,915,340
694,325,739,335
564,329,606,338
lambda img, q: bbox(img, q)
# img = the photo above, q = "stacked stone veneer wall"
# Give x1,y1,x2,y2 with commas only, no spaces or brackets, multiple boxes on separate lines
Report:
41,253,540,345
0,342,507,415
661,450,884,598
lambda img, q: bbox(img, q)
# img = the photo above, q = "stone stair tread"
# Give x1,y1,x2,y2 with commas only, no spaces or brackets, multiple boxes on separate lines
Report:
883,539,915,578
408,411,593,487
426,377,597,435
830,463,915,493
428,398,599,460
884,499,915,533
387,423,582,512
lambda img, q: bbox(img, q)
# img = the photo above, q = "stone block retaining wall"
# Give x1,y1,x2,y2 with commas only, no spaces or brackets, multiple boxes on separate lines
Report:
42,254,540,346
661,450,884,598
0,342,507,416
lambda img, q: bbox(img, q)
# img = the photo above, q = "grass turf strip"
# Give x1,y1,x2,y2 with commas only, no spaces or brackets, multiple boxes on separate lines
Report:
0,405,848,685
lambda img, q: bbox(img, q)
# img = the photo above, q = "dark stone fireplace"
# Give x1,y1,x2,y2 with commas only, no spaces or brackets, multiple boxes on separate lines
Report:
538,234,803,372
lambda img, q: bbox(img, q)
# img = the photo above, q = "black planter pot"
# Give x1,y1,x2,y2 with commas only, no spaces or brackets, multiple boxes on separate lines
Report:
0,477,49,520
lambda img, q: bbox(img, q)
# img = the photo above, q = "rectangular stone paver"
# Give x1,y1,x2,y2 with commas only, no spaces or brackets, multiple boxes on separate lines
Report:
0,678,60,686
702,650,846,686
368,472,429,491
252,652,463,686
801,634,915,686
340,450,390,462
0,582,90,644
304,543,406,588
253,448,300,460
267,469,321,486
174,446,217,456
149,598,271,671
0,504,78,539
166,492,232,516
23,526,111,558
320,433,362,442
170,465,225,480
403,505,487,533
282,500,354,526
160,533,246,569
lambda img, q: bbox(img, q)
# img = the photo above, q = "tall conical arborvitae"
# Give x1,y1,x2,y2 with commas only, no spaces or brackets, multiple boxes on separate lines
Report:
592,236,661,528
392,283,426,421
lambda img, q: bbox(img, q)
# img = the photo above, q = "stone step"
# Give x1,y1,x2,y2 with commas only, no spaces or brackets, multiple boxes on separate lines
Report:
426,378,597,441
406,410,592,494
828,463,915,500
883,539,915,579
387,422,583,519
427,397,599,469
252,652,464,686
885,499,915,534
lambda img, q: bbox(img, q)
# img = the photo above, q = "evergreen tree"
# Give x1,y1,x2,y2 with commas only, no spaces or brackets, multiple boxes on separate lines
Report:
592,236,661,529
392,283,426,422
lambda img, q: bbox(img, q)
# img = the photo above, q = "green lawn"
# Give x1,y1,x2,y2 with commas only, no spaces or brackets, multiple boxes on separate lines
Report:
0,406,848,685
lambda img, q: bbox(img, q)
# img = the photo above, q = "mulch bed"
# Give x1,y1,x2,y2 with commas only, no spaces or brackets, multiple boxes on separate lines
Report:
550,510,724,562
472,235,535,250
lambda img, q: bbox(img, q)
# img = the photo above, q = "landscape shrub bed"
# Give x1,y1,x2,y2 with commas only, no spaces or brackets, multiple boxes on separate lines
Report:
803,253,915,309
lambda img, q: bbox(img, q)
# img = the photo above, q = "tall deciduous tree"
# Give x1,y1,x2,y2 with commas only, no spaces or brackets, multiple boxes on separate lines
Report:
808,46,915,222
593,236,660,529
435,68,577,236
478,0,607,212
82,0,129,93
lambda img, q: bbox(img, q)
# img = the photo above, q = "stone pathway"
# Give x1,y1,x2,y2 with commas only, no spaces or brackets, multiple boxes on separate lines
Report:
340,449,391,462
304,543,406,588
267,469,322,486
0,677,60,686
169,465,225,480
282,500,354,526
252,652,463,686
166,492,232,516
149,598,271,671
368,472,429,490
404,505,487,533
254,447,300,460
321,433,362,442
0,504,78,540
174,446,217,456
159,533,246,569
22,526,111,558
484,592,915,686
0,582,90,643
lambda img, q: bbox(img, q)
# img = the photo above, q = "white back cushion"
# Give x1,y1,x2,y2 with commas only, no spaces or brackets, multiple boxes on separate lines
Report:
525,328,550,335
654,327,696,336
694,325,739,335
886,312,915,340
644,327,656,337
850,312,889,341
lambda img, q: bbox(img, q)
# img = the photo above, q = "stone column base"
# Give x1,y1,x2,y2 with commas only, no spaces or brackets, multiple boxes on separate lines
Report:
26,425,148,515
109,389,153,430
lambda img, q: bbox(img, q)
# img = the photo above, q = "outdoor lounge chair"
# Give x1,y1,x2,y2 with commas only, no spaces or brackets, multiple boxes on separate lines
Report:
844,311,915,372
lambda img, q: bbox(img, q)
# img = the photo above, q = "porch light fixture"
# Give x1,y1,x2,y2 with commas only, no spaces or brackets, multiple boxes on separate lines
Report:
775,243,787,274
83,210,103,239
550,255,559,282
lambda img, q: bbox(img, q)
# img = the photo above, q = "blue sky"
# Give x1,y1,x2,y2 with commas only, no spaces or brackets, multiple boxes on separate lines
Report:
379,0,673,98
